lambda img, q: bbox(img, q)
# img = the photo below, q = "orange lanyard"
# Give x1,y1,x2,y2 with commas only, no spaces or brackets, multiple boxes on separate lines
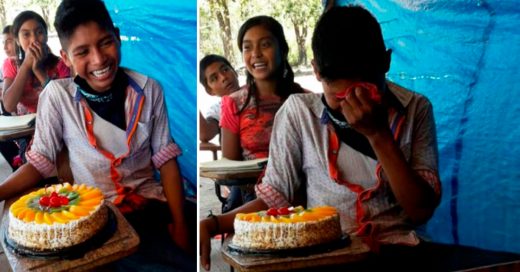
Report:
79,78,145,205
327,110,405,234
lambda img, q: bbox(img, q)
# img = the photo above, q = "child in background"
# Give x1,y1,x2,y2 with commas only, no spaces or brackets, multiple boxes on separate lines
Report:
0,25,19,170
0,0,194,270
2,11,70,115
200,6,440,270
1,25,16,89
199,54,240,143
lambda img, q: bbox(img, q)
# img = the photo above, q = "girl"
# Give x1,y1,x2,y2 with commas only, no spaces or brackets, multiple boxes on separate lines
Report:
220,15,304,161
2,11,70,115
219,16,305,211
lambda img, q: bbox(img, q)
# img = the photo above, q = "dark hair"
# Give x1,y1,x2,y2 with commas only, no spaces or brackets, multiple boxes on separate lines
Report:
199,54,235,93
2,25,12,35
236,15,303,114
312,5,390,82
54,0,116,49
12,11,58,67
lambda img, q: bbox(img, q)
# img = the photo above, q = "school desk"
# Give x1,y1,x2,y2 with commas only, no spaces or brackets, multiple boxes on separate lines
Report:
200,169,262,210
220,234,520,272
0,127,35,142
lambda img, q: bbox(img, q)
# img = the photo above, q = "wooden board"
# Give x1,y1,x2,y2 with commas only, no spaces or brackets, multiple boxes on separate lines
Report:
0,202,139,272
221,234,370,272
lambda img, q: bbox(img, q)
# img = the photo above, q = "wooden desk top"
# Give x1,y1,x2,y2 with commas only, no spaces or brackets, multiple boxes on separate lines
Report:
200,169,262,183
199,142,221,151
221,234,370,272
0,202,140,272
0,127,35,141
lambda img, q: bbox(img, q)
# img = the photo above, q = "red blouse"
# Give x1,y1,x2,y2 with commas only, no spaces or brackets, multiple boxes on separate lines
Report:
220,86,283,160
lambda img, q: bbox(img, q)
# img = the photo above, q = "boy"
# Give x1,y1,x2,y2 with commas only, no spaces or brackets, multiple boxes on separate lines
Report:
0,0,194,270
199,54,239,142
200,5,440,270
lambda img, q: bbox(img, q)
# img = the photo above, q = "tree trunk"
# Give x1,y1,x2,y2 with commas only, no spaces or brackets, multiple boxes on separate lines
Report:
208,0,235,65
0,0,7,28
41,7,50,31
293,20,307,66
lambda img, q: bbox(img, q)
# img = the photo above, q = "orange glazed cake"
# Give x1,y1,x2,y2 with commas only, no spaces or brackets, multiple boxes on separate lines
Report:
8,183,108,251
233,206,342,250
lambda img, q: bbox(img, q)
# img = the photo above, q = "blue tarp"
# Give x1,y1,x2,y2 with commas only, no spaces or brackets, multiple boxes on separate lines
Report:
336,0,520,253
104,0,197,192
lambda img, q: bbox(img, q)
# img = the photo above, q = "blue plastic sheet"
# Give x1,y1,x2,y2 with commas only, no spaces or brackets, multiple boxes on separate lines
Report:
104,0,197,191
336,0,520,253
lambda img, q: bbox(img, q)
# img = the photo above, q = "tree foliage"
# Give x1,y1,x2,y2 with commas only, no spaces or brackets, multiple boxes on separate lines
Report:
200,0,323,69
0,0,59,31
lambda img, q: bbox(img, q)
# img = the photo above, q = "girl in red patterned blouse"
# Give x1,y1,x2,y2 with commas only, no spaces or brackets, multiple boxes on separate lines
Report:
220,15,305,161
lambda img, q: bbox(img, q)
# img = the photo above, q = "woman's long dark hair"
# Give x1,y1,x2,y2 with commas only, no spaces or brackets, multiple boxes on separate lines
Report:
12,11,59,69
236,15,303,114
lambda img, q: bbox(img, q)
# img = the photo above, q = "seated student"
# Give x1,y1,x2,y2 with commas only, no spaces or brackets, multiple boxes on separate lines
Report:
199,54,243,212
199,54,240,143
2,11,70,115
200,6,440,270
2,11,70,166
216,16,306,213
0,0,194,270
0,25,20,170
1,25,16,103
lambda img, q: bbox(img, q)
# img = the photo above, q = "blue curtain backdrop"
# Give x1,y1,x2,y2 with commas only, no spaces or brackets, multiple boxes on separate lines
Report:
103,0,197,192
335,0,520,253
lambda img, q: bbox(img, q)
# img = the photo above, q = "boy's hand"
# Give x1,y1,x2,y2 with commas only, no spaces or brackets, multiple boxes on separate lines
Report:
168,222,192,255
199,218,213,271
339,84,388,137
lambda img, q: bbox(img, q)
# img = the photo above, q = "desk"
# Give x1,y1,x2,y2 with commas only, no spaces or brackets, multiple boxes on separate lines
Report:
200,170,262,208
0,201,140,272
221,234,370,272
221,236,520,272
200,142,221,161
0,127,35,142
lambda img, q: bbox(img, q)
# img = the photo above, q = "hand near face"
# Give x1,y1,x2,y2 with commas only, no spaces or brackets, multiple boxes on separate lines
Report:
339,84,388,137
27,41,48,72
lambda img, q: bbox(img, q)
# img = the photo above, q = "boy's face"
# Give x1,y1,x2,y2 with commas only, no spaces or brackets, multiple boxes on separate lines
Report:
60,21,121,92
3,33,15,57
204,61,239,97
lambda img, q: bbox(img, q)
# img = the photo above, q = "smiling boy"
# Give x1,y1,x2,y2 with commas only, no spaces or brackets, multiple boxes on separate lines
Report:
0,0,194,270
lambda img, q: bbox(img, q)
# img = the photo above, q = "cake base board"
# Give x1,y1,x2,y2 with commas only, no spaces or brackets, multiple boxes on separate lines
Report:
227,235,350,257
222,234,370,272
4,206,117,260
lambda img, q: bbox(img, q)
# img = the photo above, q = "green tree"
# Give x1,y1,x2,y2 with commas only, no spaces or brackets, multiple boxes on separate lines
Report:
29,0,59,31
273,0,321,66
0,0,8,27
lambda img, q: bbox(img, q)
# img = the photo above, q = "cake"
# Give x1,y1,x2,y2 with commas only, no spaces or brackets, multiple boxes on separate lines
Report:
232,206,342,250
7,183,109,251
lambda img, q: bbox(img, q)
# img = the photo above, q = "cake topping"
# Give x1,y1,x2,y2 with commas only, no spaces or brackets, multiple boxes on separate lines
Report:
9,182,104,224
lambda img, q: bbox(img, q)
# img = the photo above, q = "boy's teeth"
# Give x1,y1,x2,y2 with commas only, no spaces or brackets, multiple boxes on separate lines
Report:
92,66,110,77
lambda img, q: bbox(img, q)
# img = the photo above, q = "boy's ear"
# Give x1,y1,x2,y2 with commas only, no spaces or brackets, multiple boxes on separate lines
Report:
381,49,392,73
60,49,72,68
311,59,322,82
114,27,121,42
